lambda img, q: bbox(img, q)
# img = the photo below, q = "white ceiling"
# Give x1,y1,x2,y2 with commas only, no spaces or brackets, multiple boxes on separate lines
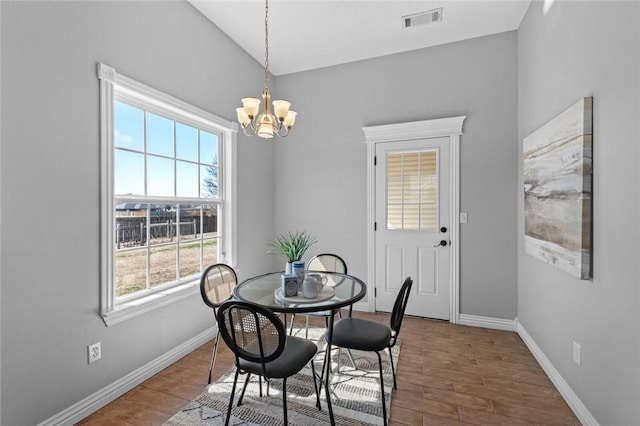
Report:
189,0,531,76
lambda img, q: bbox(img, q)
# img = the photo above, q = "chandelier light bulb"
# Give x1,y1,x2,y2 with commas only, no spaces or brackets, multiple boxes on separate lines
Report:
257,124,275,138
241,97,260,118
283,110,297,128
235,108,250,127
272,100,291,120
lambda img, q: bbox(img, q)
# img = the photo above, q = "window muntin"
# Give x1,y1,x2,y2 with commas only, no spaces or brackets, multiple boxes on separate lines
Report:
99,63,237,325
114,102,219,199
176,122,198,161
113,203,219,297
113,100,222,299
386,150,438,231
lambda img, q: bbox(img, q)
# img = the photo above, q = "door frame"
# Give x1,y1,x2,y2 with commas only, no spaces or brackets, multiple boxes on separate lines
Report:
363,116,466,324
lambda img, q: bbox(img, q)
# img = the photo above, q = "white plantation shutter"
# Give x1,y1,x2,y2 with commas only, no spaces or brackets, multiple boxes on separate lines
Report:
386,150,438,231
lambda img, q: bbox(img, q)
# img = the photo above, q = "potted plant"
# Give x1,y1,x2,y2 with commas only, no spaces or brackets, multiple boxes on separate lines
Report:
269,230,317,274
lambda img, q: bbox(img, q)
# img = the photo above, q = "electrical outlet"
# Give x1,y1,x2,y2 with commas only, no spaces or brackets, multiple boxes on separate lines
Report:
88,342,102,364
573,341,581,365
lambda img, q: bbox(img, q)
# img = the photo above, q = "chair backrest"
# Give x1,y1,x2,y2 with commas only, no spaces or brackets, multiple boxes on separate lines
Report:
389,277,413,347
200,264,237,309
307,253,348,274
217,300,286,368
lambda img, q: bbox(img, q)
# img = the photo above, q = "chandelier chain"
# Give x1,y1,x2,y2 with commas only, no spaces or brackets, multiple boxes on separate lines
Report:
263,0,269,92
236,0,295,138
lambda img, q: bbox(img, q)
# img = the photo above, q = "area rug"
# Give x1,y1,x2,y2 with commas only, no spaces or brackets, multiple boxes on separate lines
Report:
165,326,400,426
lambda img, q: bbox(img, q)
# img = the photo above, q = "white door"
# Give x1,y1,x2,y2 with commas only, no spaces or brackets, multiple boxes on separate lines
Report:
375,137,450,320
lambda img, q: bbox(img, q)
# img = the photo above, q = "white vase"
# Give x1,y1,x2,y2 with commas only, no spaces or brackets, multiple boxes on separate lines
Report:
285,262,292,275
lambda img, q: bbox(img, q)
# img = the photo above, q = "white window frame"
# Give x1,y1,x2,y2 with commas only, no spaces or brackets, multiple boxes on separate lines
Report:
98,63,237,326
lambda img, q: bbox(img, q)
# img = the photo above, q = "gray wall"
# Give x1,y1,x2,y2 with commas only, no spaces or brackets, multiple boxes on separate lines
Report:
7,1,638,425
517,2,640,424
0,1,274,425
275,31,519,318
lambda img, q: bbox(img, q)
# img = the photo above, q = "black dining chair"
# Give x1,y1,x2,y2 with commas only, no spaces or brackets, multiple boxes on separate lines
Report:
289,253,349,338
217,300,321,426
199,263,237,384
325,276,413,426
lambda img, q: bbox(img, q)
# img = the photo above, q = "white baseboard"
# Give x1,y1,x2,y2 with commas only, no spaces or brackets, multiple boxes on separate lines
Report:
516,319,599,426
46,315,598,426
458,314,516,331
37,327,216,426
351,301,369,312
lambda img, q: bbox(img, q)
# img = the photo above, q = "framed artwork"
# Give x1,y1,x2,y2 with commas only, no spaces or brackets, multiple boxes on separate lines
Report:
523,97,593,279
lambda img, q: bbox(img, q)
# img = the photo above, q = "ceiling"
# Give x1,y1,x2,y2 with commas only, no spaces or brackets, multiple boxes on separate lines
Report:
189,1,532,76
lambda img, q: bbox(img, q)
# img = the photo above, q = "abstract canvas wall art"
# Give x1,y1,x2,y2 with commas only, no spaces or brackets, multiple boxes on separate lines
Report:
523,97,593,279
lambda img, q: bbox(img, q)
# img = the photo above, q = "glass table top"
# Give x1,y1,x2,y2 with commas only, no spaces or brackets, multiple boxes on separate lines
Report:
233,271,366,314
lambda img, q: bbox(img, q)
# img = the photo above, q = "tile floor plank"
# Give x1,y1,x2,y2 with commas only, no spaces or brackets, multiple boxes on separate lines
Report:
76,313,581,425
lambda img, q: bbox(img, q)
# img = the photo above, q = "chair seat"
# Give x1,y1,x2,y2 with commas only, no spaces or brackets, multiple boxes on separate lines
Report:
239,335,317,378
326,317,391,352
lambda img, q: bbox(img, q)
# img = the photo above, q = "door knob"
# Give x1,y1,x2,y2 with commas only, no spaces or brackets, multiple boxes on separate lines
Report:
434,240,448,247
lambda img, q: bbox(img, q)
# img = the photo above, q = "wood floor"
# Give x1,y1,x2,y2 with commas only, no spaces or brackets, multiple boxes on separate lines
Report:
77,311,580,425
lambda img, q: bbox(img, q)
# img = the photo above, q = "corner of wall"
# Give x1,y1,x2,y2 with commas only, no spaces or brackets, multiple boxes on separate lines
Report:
458,314,516,331
516,319,599,426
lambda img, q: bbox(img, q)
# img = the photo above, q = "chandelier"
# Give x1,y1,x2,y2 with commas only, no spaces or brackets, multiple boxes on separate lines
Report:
235,0,296,138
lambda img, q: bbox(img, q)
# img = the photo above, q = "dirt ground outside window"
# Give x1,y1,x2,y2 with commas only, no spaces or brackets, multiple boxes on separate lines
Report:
115,239,218,296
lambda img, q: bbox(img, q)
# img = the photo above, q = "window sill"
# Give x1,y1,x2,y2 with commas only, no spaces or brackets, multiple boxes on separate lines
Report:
102,281,200,327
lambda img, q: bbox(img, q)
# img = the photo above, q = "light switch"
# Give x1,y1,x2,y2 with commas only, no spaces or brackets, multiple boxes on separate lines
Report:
460,212,468,223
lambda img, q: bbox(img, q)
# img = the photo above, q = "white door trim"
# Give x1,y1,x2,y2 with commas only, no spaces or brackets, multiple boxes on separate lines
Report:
363,116,466,323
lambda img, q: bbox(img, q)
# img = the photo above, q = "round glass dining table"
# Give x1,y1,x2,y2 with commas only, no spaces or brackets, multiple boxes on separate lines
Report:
233,270,366,314
233,270,367,426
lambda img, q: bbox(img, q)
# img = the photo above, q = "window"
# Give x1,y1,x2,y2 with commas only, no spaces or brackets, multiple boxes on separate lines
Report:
386,150,438,231
98,63,237,326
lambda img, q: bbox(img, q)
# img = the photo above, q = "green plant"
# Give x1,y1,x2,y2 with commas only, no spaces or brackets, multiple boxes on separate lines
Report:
268,230,317,263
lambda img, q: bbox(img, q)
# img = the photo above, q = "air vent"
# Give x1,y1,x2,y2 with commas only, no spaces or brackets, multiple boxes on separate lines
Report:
402,8,443,28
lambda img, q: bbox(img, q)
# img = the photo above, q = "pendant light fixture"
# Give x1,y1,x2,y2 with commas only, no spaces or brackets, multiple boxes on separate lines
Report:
236,0,296,138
